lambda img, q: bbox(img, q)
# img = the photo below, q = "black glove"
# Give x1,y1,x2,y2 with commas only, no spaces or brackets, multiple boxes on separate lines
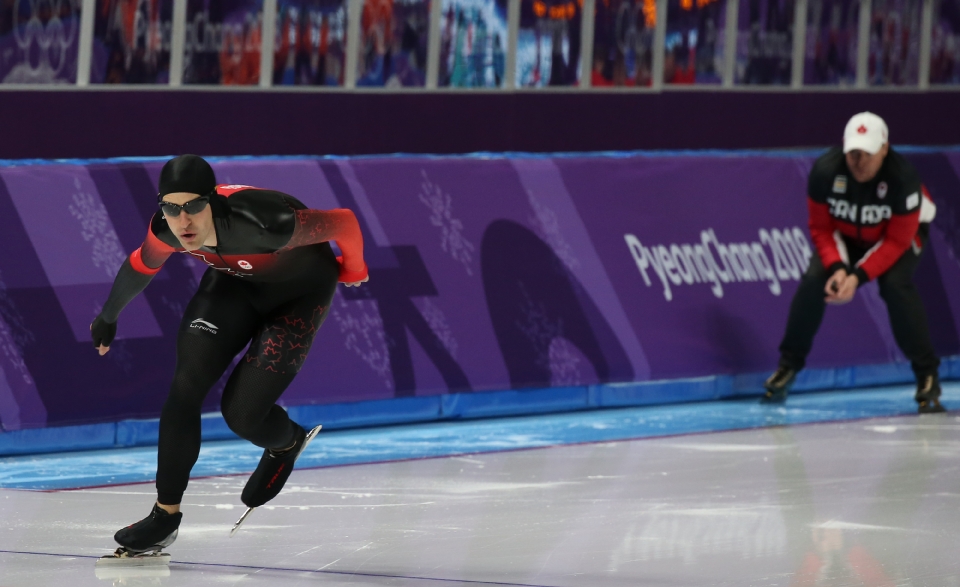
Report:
91,315,117,349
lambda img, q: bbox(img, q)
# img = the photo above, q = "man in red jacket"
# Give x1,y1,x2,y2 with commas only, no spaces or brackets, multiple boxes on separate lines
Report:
762,113,943,413
91,155,368,559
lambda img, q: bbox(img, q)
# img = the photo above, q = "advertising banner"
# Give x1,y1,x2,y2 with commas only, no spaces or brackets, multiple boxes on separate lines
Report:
0,0,81,84
516,0,582,87
91,0,174,84
868,0,921,85
664,0,726,84
931,0,960,84
591,0,655,86
735,0,794,85
275,0,348,86
182,0,263,84
0,150,959,431
355,0,429,87
804,0,859,84
438,0,508,87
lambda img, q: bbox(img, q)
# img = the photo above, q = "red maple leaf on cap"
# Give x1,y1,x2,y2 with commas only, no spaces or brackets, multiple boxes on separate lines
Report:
857,125,868,134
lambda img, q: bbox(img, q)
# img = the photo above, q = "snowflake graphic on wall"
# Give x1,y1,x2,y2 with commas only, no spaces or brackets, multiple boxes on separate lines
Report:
329,296,393,389
0,271,34,386
414,297,458,358
418,170,475,276
68,178,127,278
514,283,582,386
547,337,583,387
526,189,579,271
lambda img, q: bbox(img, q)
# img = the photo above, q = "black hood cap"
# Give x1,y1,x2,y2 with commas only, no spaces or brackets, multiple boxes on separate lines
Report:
158,155,217,200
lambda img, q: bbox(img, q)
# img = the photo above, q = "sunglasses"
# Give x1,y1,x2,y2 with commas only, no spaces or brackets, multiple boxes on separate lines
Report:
159,195,210,217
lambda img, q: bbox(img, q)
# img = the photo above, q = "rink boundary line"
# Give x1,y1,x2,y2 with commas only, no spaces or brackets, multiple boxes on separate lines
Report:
6,358,960,458
0,548,559,587
34,397,954,494
3,146,959,168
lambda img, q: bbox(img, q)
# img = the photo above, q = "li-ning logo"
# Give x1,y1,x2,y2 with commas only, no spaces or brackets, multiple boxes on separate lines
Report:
190,319,219,334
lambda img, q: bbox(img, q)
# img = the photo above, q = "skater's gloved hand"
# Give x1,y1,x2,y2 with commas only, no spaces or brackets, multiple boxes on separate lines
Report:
825,271,858,305
90,315,116,356
336,255,369,288
824,269,847,301
343,275,369,288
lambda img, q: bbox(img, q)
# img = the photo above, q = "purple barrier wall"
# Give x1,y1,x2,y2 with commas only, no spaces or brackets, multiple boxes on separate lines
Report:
0,90,959,160
1,149,959,432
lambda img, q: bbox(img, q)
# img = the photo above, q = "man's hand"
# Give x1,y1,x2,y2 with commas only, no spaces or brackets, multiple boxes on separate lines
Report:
90,315,116,356
825,270,858,305
343,276,369,288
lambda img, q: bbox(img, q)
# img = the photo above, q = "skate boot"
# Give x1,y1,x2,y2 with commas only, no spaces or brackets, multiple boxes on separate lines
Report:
242,423,322,508
98,504,181,567
760,366,797,404
916,373,946,414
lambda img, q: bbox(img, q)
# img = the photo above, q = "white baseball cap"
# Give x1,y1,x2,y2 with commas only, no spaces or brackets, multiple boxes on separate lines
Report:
843,112,889,154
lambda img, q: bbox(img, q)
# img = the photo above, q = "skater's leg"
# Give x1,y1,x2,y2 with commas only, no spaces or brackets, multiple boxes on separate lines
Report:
762,255,832,403
221,294,332,448
876,238,940,379
221,364,298,449
777,254,831,371
154,271,260,507
226,291,333,508
875,233,942,412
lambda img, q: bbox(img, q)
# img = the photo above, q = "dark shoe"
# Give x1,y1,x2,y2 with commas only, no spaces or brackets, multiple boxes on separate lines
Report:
114,504,181,553
761,366,797,404
241,424,321,508
916,373,946,414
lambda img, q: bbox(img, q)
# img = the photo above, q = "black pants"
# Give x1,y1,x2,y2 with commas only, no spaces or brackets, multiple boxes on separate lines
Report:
155,268,337,505
778,229,939,378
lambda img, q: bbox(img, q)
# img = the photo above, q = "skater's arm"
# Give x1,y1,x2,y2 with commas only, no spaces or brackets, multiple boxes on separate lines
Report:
807,198,847,275
102,226,175,320
99,259,158,322
853,167,927,283
852,208,921,282
282,208,368,284
92,227,176,354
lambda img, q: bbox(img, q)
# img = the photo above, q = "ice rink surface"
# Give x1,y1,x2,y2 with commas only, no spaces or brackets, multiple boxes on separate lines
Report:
2,385,960,586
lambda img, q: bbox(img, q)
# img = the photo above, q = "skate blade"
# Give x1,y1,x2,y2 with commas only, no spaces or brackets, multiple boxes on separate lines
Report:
96,549,170,568
229,506,256,537
230,424,321,537
295,424,323,462
95,562,170,580
95,567,170,581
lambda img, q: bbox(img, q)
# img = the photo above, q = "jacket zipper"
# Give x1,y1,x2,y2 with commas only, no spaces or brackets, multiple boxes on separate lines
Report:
855,184,863,243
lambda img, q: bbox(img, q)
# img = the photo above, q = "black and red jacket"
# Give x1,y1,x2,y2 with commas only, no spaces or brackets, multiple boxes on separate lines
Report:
98,185,367,324
807,147,936,283
131,184,368,283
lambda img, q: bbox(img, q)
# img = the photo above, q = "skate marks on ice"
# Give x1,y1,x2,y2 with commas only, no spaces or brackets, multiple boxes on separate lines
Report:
4,412,960,586
0,414,960,587
1,549,556,587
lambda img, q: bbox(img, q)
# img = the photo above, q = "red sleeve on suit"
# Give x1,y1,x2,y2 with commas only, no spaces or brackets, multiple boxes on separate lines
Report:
130,225,176,275
856,209,920,280
807,198,843,269
285,209,368,282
